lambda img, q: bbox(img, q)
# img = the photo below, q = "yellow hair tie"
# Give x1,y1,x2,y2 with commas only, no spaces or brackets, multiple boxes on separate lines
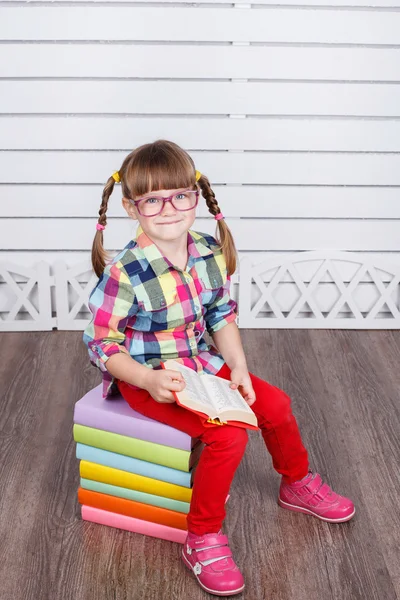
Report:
112,171,121,183
195,170,202,182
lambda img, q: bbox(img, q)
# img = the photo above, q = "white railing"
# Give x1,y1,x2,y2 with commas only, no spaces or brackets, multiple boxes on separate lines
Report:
239,251,400,329
0,262,54,331
1,251,400,331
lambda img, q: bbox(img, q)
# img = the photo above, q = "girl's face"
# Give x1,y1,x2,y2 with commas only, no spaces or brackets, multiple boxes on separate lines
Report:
122,187,197,247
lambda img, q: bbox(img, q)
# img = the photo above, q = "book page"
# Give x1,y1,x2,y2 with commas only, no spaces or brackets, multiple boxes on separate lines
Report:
167,362,215,410
203,376,253,415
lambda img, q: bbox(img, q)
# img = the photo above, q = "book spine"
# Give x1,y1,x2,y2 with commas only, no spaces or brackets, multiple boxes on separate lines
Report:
78,488,187,530
79,461,193,503
73,424,191,472
80,478,190,514
74,403,193,451
81,506,187,544
76,443,192,488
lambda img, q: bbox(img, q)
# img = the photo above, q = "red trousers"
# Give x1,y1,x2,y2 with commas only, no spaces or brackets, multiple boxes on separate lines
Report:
117,363,309,536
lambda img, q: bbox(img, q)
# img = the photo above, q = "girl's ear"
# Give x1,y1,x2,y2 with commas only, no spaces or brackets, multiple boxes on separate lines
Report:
122,197,138,220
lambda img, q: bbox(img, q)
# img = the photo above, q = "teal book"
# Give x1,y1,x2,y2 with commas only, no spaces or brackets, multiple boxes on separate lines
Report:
80,478,190,514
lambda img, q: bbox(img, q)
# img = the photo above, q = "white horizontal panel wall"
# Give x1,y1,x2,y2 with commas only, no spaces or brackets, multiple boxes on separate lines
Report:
5,0,400,5
2,152,400,185
2,7,400,44
1,82,399,117
3,117,400,151
4,46,399,80
1,1,399,329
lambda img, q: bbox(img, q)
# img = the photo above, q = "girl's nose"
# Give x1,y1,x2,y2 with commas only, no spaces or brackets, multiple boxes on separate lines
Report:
161,198,176,215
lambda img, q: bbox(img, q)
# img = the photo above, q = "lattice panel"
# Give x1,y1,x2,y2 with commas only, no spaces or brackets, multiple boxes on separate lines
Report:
1,253,400,331
54,260,98,330
238,251,400,329
0,262,54,331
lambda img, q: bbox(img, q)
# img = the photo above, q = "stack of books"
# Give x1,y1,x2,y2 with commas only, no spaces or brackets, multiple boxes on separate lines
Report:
73,385,202,544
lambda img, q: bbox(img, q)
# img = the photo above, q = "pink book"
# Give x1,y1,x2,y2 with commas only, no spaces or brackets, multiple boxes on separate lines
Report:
74,385,198,451
81,505,187,544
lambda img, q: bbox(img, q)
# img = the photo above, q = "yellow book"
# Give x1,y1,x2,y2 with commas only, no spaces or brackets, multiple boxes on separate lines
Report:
80,461,192,503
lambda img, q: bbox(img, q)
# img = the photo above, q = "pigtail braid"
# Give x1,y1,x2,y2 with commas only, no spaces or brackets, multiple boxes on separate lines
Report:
91,176,116,277
197,173,237,276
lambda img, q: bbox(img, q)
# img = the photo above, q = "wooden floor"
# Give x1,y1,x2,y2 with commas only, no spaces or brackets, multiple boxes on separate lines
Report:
0,329,399,600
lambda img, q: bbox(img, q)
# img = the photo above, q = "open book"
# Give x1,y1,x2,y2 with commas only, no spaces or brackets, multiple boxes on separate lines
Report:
162,360,258,431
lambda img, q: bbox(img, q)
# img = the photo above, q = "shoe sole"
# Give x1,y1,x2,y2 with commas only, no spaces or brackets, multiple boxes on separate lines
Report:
278,497,355,523
181,550,245,597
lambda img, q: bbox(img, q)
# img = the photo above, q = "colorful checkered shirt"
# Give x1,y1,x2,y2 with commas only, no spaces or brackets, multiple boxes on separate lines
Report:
83,224,237,398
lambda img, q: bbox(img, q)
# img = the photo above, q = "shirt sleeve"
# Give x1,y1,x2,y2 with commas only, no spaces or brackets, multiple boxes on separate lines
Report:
83,262,137,372
204,273,238,336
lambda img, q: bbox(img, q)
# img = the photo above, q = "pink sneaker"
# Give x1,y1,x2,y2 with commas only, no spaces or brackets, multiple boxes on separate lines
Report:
182,531,245,597
278,471,355,523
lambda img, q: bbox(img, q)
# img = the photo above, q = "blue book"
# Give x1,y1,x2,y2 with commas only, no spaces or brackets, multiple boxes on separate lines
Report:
76,443,193,488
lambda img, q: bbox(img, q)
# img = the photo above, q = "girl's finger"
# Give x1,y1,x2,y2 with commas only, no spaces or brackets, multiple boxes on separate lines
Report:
169,379,186,391
165,369,184,381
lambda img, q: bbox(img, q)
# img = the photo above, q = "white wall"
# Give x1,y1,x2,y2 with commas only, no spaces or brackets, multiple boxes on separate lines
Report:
1,0,400,326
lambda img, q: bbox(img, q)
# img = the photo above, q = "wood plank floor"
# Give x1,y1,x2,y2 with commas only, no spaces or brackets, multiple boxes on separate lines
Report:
0,330,399,600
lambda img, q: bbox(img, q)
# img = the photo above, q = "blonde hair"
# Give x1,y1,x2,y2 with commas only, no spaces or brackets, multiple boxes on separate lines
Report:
92,140,237,277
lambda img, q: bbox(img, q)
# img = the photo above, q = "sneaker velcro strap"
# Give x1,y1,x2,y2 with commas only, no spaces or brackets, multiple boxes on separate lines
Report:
188,533,229,551
305,473,322,494
197,546,233,562
314,482,333,501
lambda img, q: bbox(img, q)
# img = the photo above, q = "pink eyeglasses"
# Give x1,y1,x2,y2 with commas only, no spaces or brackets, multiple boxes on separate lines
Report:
129,189,199,217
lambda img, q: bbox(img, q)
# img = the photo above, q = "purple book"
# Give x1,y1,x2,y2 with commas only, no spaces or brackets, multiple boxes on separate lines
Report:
73,385,198,451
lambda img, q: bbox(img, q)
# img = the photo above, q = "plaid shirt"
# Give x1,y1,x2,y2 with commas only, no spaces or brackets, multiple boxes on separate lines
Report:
83,224,237,398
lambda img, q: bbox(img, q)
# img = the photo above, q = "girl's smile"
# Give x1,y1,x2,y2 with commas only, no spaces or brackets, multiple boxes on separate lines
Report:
157,219,184,225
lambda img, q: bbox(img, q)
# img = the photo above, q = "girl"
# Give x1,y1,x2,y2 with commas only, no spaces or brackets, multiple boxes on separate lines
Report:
83,140,355,597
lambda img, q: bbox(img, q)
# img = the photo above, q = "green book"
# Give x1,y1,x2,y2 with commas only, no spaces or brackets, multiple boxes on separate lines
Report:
73,424,201,472
80,478,190,514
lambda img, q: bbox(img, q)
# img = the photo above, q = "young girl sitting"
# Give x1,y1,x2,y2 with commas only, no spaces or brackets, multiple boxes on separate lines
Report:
83,139,355,597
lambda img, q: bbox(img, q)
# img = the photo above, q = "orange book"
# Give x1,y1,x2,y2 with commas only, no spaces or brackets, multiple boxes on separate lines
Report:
78,487,187,530
162,360,259,431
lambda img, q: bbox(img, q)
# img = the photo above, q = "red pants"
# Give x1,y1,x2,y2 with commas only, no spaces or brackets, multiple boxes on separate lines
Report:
117,363,309,536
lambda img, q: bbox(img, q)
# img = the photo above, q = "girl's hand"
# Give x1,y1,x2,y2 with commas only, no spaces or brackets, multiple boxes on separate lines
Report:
144,369,186,404
229,367,256,406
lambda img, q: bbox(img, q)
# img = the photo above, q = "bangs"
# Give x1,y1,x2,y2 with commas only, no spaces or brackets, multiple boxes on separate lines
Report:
123,141,196,199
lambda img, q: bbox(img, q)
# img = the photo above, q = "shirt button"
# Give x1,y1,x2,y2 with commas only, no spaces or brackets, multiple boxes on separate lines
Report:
186,323,194,330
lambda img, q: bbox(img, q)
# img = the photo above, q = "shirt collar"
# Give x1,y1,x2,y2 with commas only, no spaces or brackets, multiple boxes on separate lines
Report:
135,224,213,277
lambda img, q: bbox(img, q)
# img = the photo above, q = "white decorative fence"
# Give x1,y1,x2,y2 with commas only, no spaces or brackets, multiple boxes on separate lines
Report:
239,252,400,329
0,263,55,331
53,261,98,331
2,252,400,332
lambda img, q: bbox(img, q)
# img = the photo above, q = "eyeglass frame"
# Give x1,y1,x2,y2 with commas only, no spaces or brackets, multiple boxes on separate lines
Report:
128,188,200,217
